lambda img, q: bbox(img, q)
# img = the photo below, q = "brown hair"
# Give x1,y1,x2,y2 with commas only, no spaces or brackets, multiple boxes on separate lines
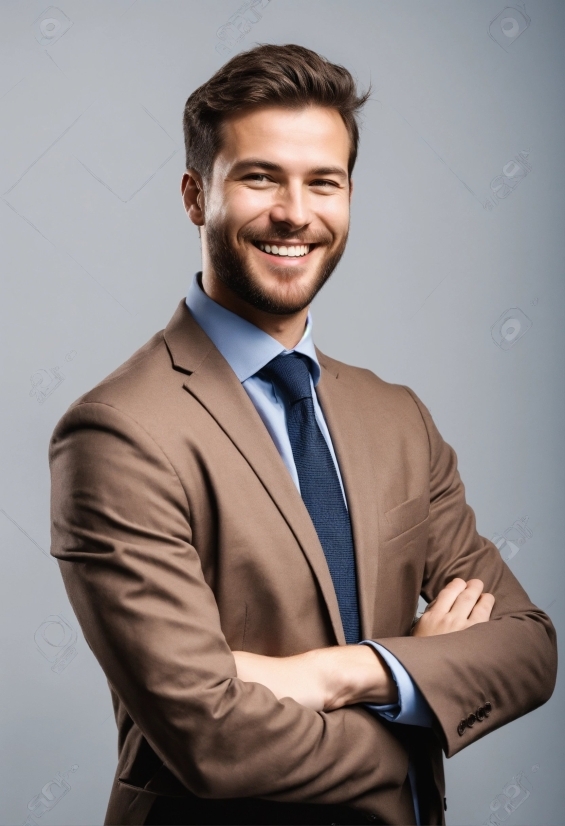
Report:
182,43,372,187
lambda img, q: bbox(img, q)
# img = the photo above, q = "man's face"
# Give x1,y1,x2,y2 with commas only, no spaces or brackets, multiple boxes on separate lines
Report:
198,105,353,315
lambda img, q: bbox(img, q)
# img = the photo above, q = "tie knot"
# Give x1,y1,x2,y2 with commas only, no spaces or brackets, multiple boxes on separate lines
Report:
259,352,312,404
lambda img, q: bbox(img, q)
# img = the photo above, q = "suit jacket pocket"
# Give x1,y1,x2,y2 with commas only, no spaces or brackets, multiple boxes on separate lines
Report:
383,492,430,542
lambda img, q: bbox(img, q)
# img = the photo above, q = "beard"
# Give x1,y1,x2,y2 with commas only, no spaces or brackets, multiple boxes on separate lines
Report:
204,217,349,315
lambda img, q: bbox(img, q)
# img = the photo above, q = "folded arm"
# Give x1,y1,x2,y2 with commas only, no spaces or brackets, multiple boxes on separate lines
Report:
232,386,557,757
232,641,399,712
368,387,557,757
232,580,491,727
232,641,435,726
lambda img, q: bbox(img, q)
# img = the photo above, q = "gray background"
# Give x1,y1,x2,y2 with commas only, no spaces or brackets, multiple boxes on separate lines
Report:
1,1,563,824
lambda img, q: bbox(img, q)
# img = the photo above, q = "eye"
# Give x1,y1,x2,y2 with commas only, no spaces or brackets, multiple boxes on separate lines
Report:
243,173,271,182
311,180,339,188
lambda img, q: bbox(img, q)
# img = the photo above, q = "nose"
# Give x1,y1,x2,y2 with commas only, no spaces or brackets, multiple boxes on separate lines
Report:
268,180,312,231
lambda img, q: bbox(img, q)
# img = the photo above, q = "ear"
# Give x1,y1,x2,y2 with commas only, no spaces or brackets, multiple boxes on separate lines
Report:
181,169,205,227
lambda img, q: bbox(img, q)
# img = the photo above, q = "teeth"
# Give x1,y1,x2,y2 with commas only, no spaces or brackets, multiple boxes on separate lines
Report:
256,242,310,257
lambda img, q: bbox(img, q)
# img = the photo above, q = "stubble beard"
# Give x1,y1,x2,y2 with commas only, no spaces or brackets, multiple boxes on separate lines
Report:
205,218,349,315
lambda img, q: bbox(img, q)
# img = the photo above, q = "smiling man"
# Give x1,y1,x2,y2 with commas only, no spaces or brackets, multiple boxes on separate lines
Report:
49,44,557,826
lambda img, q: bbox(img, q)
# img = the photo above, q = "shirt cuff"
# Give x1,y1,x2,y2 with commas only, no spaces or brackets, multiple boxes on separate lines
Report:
357,640,434,727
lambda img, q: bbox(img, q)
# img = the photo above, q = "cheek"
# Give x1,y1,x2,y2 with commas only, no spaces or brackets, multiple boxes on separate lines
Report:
319,198,350,234
224,187,271,222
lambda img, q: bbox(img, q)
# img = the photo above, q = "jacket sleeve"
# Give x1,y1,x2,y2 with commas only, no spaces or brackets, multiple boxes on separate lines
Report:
49,399,411,809
367,386,558,759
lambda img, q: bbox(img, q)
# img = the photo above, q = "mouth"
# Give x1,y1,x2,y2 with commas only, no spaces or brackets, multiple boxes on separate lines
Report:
250,240,318,260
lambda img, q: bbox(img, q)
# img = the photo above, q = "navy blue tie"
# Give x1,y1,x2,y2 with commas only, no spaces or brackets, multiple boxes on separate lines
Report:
259,352,360,644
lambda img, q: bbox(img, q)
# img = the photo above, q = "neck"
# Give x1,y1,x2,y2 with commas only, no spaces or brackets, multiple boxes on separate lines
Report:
200,270,309,350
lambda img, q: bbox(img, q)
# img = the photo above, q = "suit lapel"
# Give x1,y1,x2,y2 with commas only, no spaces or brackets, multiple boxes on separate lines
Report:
164,299,347,645
314,348,380,641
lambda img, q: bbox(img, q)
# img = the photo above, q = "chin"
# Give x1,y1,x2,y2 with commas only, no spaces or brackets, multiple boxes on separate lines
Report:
263,272,310,292
265,288,316,315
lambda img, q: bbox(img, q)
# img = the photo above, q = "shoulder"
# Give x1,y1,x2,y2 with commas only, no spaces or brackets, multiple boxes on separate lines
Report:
51,326,183,444
74,329,169,407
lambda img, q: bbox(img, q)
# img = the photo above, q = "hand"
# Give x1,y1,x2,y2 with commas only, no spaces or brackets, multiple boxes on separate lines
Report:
410,578,495,637
232,645,397,712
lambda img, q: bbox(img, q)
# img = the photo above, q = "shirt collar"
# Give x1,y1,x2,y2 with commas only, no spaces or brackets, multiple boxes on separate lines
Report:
185,272,321,385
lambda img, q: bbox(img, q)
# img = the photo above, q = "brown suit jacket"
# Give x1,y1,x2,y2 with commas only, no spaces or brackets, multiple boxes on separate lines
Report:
49,297,557,825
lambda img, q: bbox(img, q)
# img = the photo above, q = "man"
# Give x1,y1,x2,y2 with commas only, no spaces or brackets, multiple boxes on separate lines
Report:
49,44,557,826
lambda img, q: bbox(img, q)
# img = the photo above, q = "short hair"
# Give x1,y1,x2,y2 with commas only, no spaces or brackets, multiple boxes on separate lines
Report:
182,43,372,187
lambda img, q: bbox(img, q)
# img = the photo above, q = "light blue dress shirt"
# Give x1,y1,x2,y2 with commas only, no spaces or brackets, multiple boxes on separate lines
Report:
186,271,433,824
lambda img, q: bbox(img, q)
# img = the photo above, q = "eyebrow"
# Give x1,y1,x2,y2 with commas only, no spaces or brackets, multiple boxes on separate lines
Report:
229,158,349,181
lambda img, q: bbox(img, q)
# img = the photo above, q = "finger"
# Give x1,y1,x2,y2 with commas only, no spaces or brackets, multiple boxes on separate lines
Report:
449,579,486,619
428,577,468,614
467,592,495,624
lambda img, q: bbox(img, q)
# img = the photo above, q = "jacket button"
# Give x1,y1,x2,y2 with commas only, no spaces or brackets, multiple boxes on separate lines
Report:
457,719,467,736
476,706,485,721
366,816,379,823
467,712,477,727
484,701,492,716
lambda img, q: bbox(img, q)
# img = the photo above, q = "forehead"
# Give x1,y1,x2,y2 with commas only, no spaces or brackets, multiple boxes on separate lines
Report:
216,105,350,170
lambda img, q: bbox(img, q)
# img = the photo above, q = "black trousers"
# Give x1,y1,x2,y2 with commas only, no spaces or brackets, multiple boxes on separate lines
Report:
144,793,381,825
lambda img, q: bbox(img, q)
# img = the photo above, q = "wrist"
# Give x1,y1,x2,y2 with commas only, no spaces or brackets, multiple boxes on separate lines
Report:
351,644,399,706
361,644,399,705
320,645,398,711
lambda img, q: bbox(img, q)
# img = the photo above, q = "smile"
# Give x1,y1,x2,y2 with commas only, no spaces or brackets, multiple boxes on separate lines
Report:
252,241,314,258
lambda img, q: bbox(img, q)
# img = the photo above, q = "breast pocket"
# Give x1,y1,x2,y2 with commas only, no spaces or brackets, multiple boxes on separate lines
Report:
382,492,430,543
